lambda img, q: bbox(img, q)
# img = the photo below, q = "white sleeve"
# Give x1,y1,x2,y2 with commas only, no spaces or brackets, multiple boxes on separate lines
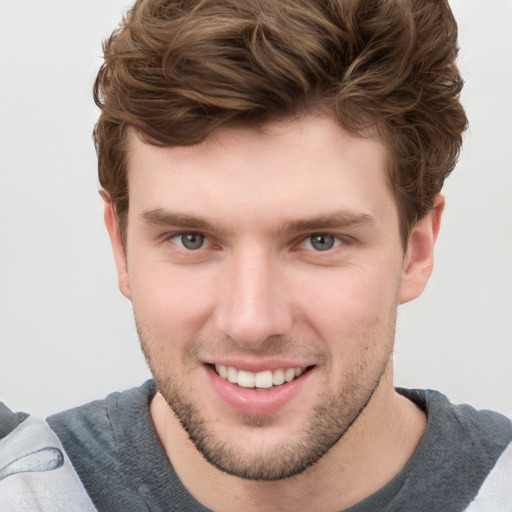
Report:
464,439,512,512
0,415,97,511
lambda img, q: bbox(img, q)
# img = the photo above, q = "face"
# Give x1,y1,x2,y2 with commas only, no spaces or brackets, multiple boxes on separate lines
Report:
108,116,427,480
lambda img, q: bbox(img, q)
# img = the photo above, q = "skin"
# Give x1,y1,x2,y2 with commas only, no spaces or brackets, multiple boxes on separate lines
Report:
105,115,443,511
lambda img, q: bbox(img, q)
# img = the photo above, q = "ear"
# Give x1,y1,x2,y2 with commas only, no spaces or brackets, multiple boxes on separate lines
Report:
398,194,444,304
103,196,131,300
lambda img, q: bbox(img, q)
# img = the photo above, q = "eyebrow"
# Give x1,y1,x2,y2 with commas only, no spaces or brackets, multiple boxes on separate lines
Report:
141,208,376,234
275,211,376,234
141,209,224,233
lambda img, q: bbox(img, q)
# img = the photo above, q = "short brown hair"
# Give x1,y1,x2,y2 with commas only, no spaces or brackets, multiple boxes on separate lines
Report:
94,0,468,246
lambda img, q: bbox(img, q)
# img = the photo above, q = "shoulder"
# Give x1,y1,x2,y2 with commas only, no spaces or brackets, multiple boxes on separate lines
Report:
0,403,97,510
46,380,158,473
45,380,207,511
399,388,512,448
45,380,192,510
394,388,512,511
464,438,512,511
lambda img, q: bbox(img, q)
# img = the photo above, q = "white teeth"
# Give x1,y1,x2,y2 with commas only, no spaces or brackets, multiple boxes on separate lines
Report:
227,366,238,383
284,368,295,382
237,370,255,388
272,368,285,386
214,364,305,389
254,370,273,389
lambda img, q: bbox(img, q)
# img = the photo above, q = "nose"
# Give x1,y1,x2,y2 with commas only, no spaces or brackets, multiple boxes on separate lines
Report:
215,248,293,349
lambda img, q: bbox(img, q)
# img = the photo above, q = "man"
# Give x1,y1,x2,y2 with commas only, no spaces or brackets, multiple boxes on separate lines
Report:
1,0,511,510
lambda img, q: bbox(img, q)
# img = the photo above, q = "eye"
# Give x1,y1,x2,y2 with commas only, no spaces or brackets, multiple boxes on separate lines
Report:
303,234,340,251
172,233,206,250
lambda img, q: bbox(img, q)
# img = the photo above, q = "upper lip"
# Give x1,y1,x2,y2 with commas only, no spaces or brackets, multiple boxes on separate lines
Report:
204,359,312,373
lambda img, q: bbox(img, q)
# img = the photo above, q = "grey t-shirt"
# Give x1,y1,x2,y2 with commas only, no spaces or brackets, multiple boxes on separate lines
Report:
11,381,512,510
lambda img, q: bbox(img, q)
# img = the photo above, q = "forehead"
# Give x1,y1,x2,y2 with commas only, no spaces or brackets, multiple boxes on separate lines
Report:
125,116,394,226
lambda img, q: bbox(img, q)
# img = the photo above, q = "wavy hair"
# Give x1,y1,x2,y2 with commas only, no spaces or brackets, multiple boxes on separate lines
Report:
94,0,468,246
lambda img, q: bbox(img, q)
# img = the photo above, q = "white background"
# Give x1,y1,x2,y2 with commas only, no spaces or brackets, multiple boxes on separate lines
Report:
1,1,511,418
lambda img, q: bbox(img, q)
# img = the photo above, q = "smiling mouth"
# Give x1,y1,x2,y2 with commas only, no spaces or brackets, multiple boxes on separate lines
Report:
213,364,312,389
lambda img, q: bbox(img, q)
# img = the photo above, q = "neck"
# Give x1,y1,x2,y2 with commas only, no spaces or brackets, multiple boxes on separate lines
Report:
149,370,426,512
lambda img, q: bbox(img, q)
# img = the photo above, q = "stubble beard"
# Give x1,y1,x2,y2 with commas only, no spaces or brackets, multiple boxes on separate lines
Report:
158,369,386,481
137,328,394,481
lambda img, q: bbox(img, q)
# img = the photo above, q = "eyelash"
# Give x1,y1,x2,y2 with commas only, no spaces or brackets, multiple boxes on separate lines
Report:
296,234,345,252
167,232,211,251
164,231,347,253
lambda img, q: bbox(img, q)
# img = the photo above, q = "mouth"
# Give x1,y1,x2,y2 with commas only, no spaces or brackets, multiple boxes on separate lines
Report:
206,362,315,415
212,364,312,389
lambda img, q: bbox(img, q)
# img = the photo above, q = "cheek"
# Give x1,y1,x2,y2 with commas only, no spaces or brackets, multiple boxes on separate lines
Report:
294,264,401,344
128,258,218,344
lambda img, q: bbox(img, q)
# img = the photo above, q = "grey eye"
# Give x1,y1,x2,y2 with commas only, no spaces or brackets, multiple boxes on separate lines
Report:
309,234,335,251
180,233,205,250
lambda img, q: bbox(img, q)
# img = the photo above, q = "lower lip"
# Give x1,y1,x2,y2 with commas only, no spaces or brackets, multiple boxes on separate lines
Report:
205,365,312,416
